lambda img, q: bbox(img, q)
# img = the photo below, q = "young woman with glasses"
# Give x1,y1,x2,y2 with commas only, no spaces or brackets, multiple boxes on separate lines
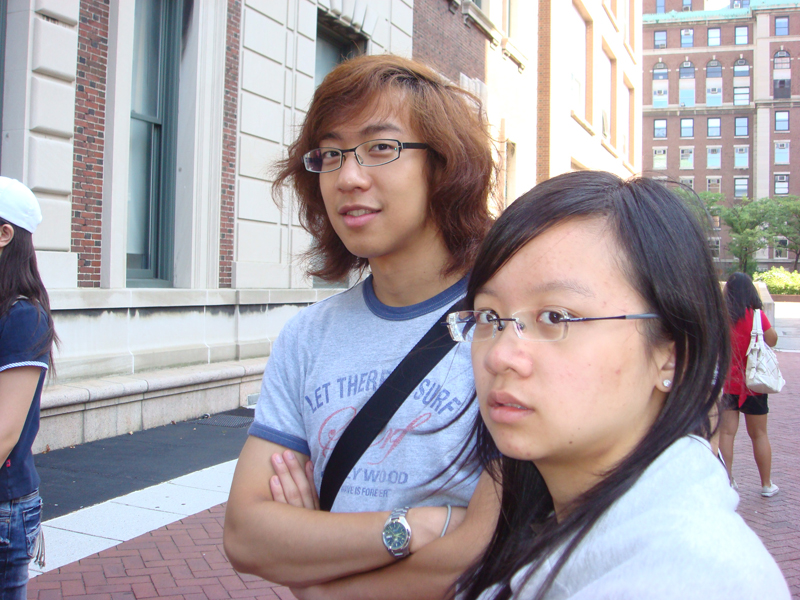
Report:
448,171,789,600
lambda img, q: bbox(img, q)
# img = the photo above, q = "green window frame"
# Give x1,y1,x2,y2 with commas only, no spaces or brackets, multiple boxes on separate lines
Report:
126,0,182,287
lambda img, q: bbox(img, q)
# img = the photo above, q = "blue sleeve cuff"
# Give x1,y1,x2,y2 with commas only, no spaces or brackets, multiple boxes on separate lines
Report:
248,421,311,456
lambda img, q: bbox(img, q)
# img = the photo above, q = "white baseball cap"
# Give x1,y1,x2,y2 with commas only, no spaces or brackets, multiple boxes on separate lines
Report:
0,177,42,233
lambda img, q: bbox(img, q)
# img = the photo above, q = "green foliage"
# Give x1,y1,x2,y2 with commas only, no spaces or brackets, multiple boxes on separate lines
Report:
762,196,800,271
754,267,800,295
717,197,772,274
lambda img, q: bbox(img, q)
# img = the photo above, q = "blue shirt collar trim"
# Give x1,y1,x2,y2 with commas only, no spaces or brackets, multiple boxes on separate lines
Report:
362,274,468,321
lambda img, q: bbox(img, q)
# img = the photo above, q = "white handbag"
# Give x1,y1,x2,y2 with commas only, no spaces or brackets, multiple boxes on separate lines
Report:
745,309,785,394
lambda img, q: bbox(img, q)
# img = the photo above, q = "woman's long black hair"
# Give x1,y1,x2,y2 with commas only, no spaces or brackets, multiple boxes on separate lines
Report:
724,272,762,325
457,171,729,600
0,217,58,370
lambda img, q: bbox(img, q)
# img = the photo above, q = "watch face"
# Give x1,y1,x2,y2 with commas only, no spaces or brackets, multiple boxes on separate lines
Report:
383,521,409,550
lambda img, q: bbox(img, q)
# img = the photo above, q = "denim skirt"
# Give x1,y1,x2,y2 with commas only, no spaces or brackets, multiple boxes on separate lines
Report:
0,490,43,600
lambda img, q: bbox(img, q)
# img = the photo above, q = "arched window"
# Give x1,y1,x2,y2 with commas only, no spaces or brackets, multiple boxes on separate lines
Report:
652,62,669,107
733,58,749,77
773,51,791,99
706,60,723,106
679,62,696,107
774,50,790,70
707,60,722,78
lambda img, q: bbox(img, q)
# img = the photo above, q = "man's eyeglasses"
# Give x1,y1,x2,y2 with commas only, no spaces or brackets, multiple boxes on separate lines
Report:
303,139,429,173
446,309,660,343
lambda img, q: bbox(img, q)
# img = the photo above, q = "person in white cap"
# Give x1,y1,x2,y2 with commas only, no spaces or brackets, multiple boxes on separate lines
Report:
0,176,54,598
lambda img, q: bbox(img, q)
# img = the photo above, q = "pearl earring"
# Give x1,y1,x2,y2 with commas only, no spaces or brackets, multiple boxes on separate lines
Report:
663,379,672,388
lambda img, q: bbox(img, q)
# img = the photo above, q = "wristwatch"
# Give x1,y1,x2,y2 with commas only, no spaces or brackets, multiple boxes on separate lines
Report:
382,507,412,559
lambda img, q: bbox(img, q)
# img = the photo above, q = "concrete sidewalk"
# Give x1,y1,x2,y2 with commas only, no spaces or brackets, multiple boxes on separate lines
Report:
25,306,800,599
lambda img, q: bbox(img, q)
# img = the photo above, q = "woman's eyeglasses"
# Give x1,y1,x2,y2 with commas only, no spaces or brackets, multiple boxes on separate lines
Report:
446,309,660,343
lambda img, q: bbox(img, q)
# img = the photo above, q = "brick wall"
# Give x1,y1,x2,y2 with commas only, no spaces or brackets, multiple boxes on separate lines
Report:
412,0,486,83
536,0,551,183
72,0,109,287
219,0,241,288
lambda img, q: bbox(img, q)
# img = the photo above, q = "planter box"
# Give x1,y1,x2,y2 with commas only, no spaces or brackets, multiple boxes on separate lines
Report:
771,294,800,302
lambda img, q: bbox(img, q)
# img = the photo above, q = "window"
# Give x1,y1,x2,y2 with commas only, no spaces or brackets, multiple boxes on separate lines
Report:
569,4,587,117
774,79,790,99
708,238,721,259
679,61,695,107
681,29,694,48
653,87,668,107
127,0,183,285
680,147,694,169
734,86,749,105
683,0,692,9
655,30,667,49
734,177,748,198
680,177,694,189
735,26,748,45
656,0,665,13
706,60,723,106
653,148,667,169
706,86,722,106
734,146,749,169
681,118,694,137
773,51,791,99
708,27,721,46
776,111,789,131
775,237,789,260
733,59,749,77
774,50,790,70
735,117,748,136
707,177,721,193
653,62,668,108
776,17,789,36
775,142,790,164
654,119,667,138
707,147,721,169
775,174,789,195
707,117,721,137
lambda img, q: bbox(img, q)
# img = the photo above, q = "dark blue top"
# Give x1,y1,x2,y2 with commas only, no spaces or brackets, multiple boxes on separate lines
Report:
0,300,49,501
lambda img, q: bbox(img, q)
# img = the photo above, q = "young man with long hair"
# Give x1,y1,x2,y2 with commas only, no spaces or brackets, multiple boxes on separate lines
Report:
224,54,500,598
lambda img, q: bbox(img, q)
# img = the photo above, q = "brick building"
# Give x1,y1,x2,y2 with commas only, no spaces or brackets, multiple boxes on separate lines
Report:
643,0,800,272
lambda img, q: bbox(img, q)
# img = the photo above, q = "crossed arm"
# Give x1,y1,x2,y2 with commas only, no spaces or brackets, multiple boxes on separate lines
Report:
223,435,499,597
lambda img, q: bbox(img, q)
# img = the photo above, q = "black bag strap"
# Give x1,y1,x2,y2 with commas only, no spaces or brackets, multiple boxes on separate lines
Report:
319,297,467,511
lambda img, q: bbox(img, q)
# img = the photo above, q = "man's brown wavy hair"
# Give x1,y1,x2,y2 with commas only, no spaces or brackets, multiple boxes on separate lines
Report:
272,54,497,282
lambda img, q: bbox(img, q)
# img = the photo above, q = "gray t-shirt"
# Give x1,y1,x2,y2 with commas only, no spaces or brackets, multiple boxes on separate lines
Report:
472,436,789,600
250,276,480,513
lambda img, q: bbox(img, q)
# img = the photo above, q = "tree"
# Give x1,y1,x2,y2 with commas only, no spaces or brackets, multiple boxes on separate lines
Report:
763,196,800,271
717,197,773,274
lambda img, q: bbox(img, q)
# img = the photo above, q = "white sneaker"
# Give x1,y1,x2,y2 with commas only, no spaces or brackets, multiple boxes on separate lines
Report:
761,482,779,497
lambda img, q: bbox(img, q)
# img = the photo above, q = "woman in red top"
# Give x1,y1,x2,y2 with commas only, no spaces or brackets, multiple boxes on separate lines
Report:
718,272,779,497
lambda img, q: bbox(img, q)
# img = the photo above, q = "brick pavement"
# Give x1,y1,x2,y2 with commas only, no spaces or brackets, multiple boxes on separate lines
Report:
28,352,800,599
27,504,297,600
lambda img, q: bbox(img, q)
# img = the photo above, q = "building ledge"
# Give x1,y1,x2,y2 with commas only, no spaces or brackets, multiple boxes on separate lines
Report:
49,287,345,311
571,111,596,136
601,138,620,158
462,0,502,47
